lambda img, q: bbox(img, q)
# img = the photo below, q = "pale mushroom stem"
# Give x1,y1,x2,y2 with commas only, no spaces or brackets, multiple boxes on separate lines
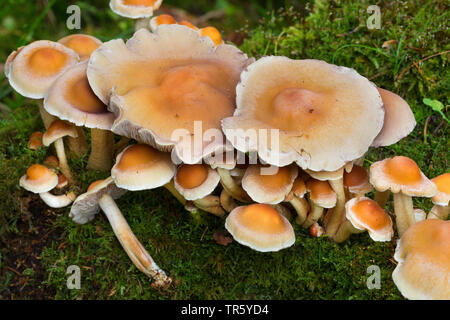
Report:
114,137,131,156
220,189,237,212
87,128,114,171
333,220,364,243
290,196,309,225
98,193,172,288
193,195,226,218
217,168,251,203
302,203,324,228
67,126,88,157
134,18,150,31
325,178,346,238
39,191,76,208
272,204,293,220
38,100,55,130
393,192,415,237
163,180,187,205
374,190,390,207
54,138,74,183
427,205,449,220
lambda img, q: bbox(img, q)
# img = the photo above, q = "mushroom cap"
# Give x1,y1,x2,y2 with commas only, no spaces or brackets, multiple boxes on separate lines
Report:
204,150,237,170
392,219,450,300
305,178,337,208
111,144,176,191
44,61,114,130
305,167,344,181
343,164,373,194
69,177,126,224
242,164,298,204
225,203,295,252
174,164,220,200
199,27,223,46
431,173,450,206
109,0,162,19
372,88,416,147
87,25,253,164
222,56,384,171
19,164,58,193
5,40,79,99
58,34,102,61
369,156,437,197
149,14,177,31
28,131,43,150
44,155,59,167
42,120,78,146
345,197,393,241
287,178,307,199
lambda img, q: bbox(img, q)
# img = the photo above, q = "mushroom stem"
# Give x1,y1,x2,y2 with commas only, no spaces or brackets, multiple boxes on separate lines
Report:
38,100,55,130
272,203,293,220
98,193,172,288
193,195,225,218
163,180,187,206
427,204,449,220
374,190,390,207
393,192,415,237
67,126,88,157
39,191,76,208
217,168,251,203
54,138,74,183
325,178,346,238
87,128,114,171
134,18,150,31
115,137,131,156
289,196,309,225
333,220,364,243
220,189,237,212
302,203,324,228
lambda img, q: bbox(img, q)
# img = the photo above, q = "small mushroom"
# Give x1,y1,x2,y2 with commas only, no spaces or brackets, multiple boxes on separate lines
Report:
427,173,450,220
28,131,43,150
44,155,59,168
343,164,373,198
110,0,162,30
286,178,310,225
225,203,295,252
70,177,171,288
370,156,437,237
20,164,76,208
302,178,337,228
42,120,78,183
309,222,325,238
392,219,449,300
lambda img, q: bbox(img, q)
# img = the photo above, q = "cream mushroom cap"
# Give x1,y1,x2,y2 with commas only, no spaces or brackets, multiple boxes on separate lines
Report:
111,144,176,191
392,219,450,300
345,197,393,241
225,204,295,252
174,164,220,201
19,164,58,194
242,165,298,204
42,120,78,146
431,173,450,206
58,34,102,61
306,178,337,208
222,56,384,171
6,40,79,99
109,0,162,19
44,61,114,130
69,177,126,224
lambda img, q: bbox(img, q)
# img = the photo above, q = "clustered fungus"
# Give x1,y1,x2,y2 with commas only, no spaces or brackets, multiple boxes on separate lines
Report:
8,1,448,299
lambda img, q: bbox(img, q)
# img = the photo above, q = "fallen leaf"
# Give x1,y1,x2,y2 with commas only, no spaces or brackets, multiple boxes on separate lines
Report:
213,231,233,246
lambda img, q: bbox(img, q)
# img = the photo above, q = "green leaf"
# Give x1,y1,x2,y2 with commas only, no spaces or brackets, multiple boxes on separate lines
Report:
423,98,444,112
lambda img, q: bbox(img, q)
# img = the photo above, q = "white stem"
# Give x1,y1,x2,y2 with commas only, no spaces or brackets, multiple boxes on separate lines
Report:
98,194,172,288
427,204,449,220
393,192,415,237
326,178,346,238
290,196,309,225
302,203,324,228
54,138,74,183
39,191,76,208
220,189,237,212
164,181,186,205
217,168,251,203
193,195,225,218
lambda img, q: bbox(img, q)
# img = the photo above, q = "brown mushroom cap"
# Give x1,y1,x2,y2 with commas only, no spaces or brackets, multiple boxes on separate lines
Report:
372,88,416,147
392,219,450,300
111,144,176,191
343,164,373,194
369,156,437,197
222,56,384,171
174,163,220,200
44,61,114,130
87,26,252,164
242,165,298,204
225,203,295,252
28,131,43,150
109,0,162,19
306,178,337,208
42,120,78,146
431,173,450,206
345,197,393,241
5,40,79,99
58,34,102,61
19,164,58,193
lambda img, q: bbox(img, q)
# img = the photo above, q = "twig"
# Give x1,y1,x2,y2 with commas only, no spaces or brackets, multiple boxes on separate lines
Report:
397,50,450,80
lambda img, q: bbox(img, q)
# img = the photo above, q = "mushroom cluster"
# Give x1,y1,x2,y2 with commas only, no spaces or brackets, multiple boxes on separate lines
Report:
7,0,448,298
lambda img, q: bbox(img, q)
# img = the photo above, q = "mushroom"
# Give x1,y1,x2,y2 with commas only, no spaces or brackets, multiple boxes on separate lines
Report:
5,40,79,129
286,177,310,225
334,197,393,243
392,219,449,300
370,156,437,237
87,25,253,165
343,164,373,198
428,173,449,220
44,155,59,168
309,222,325,238
222,57,384,172
302,178,337,228
109,0,162,30
225,203,295,252
149,14,177,30
28,131,43,150
20,164,76,208
174,164,224,217
44,61,115,171
413,208,426,222
69,177,171,287
42,120,78,183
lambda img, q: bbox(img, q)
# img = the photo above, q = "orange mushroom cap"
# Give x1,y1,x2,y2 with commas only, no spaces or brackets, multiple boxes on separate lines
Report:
109,0,162,19
174,163,220,201
19,164,58,193
58,34,102,61
343,164,373,194
306,178,337,208
42,120,78,146
28,131,43,150
200,26,223,46
431,173,450,206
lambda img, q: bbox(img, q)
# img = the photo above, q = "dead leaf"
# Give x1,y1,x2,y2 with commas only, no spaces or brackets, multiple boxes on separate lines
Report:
213,231,233,246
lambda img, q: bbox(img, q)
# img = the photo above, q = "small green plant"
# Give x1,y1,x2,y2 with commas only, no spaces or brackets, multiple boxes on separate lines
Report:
423,98,449,123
